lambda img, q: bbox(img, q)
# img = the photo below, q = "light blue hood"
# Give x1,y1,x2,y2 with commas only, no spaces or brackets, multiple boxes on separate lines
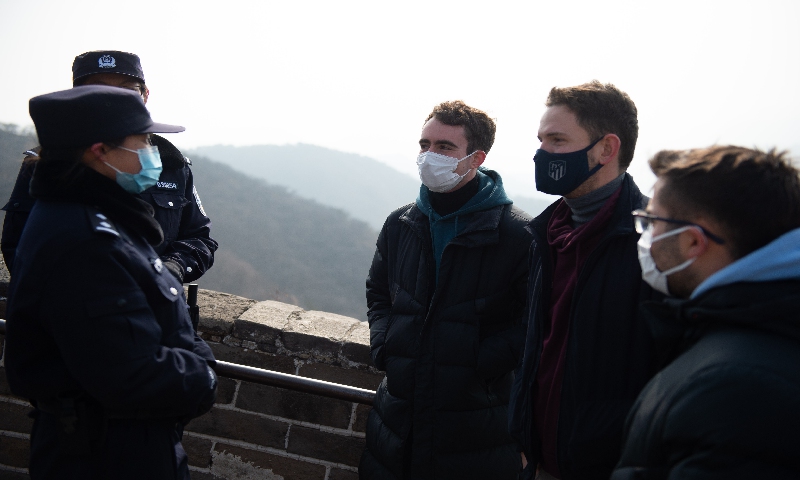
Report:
691,227,800,299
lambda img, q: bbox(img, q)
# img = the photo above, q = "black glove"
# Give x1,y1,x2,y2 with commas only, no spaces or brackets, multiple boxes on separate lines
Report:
162,258,184,283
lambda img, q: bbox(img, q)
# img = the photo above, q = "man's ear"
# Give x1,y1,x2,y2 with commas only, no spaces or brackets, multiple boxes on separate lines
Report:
596,134,621,166
469,150,486,169
683,225,710,258
141,85,150,104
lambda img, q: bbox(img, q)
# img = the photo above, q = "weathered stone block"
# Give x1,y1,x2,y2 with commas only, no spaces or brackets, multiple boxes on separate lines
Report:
209,343,294,374
352,404,371,433
236,383,351,429
183,434,214,468
186,408,287,449
282,311,357,358
0,402,33,433
328,467,360,480
297,363,382,391
287,425,364,467
193,288,256,336
234,300,301,351
341,321,372,366
0,434,29,469
211,444,326,480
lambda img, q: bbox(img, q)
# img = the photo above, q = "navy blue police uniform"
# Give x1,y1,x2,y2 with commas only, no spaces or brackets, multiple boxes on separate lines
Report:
1,134,216,282
4,85,218,479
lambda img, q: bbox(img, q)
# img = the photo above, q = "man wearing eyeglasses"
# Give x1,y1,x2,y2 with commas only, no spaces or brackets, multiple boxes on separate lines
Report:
509,81,661,480
2,50,217,284
612,145,800,478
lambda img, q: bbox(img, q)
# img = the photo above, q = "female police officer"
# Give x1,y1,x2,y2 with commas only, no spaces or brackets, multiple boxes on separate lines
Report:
4,85,217,479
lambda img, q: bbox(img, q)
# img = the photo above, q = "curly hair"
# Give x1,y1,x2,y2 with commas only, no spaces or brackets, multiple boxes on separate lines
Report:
425,101,496,154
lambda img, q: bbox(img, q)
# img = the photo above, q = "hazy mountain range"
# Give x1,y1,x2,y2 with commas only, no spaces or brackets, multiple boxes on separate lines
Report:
190,144,553,230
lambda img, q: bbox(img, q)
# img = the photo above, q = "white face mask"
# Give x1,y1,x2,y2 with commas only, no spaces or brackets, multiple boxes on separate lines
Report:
416,151,476,193
637,226,696,296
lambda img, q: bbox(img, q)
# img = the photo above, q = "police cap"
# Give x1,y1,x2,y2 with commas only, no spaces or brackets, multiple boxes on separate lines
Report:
73,50,145,85
29,85,184,149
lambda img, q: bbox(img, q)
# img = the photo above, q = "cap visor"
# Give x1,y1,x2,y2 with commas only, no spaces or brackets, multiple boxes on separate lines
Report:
142,122,185,134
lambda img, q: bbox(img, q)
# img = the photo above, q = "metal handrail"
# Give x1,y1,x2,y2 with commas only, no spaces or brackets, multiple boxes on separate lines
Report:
0,318,375,406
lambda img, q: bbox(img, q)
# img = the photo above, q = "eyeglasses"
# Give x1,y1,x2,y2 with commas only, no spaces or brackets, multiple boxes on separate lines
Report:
631,209,725,244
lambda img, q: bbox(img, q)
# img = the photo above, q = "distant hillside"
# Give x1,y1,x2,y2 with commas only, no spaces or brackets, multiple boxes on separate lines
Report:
189,156,376,320
0,126,376,321
191,144,419,230
190,143,553,225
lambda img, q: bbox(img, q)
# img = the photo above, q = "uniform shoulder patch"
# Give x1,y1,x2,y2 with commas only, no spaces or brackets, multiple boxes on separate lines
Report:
193,185,207,217
87,210,120,237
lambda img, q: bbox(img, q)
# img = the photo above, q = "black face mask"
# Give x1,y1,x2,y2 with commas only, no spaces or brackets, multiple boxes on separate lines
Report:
533,136,604,196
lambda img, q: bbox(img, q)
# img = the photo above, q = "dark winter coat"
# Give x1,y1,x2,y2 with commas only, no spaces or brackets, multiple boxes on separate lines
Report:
509,174,660,480
612,228,800,480
359,170,532,480
4,159,217,479
1,134,217,282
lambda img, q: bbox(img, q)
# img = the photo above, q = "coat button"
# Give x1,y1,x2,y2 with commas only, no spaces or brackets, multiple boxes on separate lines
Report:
168,201,174,207
170,287,178,296
186,267,193,273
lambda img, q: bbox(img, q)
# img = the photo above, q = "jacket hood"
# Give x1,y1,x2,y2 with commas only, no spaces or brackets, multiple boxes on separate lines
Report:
416,167,511,219
692,227,800,299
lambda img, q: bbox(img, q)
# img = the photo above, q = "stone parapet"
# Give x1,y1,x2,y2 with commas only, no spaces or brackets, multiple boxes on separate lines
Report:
0,278,382,480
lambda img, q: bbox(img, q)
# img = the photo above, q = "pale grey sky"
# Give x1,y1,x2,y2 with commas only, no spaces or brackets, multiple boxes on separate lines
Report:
1,0,798,199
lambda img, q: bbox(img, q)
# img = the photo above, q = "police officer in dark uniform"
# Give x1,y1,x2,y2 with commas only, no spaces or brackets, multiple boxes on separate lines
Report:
1,50,216,283
4,85,217,479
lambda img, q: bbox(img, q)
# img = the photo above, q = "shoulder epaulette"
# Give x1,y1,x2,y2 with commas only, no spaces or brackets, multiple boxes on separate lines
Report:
87,210,120,237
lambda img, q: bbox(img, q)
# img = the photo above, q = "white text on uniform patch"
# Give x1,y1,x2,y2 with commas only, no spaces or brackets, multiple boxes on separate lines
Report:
157,182,178,189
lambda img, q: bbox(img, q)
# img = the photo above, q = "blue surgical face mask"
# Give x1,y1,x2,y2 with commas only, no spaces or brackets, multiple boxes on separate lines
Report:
104,145,162,194
533,137,604,196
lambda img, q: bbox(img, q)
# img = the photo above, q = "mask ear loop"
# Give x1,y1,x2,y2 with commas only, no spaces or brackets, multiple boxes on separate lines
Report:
658,225,707,276
455,151,479,174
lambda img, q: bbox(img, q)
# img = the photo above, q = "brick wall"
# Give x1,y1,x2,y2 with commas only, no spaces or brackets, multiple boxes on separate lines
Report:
0,268,383,480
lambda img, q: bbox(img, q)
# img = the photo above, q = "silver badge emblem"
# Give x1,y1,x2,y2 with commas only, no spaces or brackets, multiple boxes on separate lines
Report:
549,160,566,181
193,185,207,217
98,55,116,69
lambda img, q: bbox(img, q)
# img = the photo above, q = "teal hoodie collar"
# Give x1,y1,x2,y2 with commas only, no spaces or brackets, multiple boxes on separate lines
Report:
416,167,511,220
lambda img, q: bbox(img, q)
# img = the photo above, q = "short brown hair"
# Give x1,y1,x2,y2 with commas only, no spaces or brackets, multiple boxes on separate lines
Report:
546,80,638,170
425,101,496,154
650,145,800,259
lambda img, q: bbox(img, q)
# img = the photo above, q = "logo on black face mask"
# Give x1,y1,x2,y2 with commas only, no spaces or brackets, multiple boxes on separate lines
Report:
549,160,566,181
98,55,116,68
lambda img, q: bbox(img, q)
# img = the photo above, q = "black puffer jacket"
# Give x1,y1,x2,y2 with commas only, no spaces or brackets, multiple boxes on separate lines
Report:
509,174,660,480
612,279,800,479
360,174,532,480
